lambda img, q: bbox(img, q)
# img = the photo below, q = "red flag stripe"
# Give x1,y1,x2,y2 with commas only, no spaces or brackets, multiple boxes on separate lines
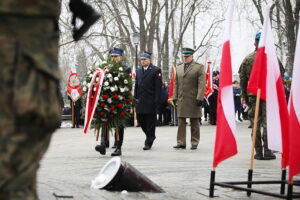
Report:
213,40,237,168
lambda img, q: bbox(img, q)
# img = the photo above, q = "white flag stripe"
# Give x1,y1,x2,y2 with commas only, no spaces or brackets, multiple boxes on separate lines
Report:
223,0,235,42
264,5,282,152
222,85,237,136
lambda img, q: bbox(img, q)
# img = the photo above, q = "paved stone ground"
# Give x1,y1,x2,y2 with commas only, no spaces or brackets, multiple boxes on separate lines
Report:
37,121,299,200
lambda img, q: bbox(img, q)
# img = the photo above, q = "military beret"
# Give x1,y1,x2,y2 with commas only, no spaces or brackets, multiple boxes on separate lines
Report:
182,47,195,55
255,32,261,40
109,48,124,56
140,51,152,59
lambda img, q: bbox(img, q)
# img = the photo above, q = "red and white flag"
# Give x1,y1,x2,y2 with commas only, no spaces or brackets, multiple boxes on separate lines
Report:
247,5,289,168
288,26,300,181
204,61,213,104
168,65,176,103
83,68,105,134
213,0,237,168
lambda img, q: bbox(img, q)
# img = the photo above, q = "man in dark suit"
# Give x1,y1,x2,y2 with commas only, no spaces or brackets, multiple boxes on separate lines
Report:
134,51,162,150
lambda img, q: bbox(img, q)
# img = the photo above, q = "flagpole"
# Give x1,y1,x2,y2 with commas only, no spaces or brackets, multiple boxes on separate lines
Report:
287,178,293,199
72,100,75,127
247,88,261,196
96,128,100,141
209,167,216,197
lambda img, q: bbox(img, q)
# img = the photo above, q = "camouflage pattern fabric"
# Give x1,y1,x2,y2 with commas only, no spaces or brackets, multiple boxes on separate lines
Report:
247,97,273,155
0,2,60,199
239,51,274,156
239,51,256,101
0,1,59,17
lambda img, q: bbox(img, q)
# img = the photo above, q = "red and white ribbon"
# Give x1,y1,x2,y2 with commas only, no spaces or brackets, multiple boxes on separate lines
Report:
83,68,105,133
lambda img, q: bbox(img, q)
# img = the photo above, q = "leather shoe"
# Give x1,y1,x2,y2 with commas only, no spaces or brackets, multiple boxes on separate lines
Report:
111,148,122,156
254,154,264,160
95,144,106,155
173,145,186,149
264,153,276,160
190,145,197,150
143,145,151,150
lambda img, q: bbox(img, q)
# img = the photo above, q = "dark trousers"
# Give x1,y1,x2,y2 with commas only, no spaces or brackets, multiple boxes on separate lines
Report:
114,127,124,148
74,107,81,127
137,113,157,147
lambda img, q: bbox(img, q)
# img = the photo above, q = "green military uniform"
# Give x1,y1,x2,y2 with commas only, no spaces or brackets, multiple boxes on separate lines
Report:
0,1,61,199
174,58,206,148
239,51,275,159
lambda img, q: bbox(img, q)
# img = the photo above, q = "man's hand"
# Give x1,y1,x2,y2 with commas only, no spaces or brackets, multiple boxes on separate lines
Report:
196,100,203,107
173,99,177,106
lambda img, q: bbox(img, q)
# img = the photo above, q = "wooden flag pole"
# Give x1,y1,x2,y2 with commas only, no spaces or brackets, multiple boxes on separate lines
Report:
72,101,75,127
115,128,120,141
173,105,176,126
247,88,261,196
134,106,137,127
96,128,100,141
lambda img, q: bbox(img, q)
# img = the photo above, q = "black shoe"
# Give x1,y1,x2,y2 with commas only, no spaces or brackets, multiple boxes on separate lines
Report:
248,125,252,128
238,118,243,122
95,144,106,155
76,125,80,128
264,153,276,160
173,145,186,149
190,145,197,150
143,145,151,150
254,154,264,160
111,148,122,156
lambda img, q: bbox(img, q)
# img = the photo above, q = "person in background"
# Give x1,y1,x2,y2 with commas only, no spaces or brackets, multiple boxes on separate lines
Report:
208,71,219,125
233,81,243,122
158,81,170,126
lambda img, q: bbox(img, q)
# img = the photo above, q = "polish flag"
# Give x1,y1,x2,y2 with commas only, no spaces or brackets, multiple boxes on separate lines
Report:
213,0,237,168
204,61,213,104
247,5,289,167
288,26,300,181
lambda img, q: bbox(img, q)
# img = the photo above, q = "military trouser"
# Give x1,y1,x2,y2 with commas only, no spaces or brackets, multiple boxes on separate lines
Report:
0,16,60,199
177,118,200,146
248,96,273,156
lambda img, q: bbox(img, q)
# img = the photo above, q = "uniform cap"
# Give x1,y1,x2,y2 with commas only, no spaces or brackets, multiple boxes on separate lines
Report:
182,48,195,55
140,51,152,59
109,48,124,56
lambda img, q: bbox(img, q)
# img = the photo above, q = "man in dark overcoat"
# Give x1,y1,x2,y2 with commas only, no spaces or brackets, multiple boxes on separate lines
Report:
173,48,206,150
134,51,162,150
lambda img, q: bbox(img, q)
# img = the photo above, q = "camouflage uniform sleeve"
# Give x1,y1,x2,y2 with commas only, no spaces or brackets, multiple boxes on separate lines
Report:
239,61,248,99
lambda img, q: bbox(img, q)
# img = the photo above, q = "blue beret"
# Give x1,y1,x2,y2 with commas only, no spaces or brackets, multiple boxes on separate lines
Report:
255,32,261,40
109,48,124,56
140,51,151,59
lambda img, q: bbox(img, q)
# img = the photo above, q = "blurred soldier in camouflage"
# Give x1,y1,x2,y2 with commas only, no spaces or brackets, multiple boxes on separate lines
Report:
0,1,100,199
0,1,61,199
239,33,276,161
